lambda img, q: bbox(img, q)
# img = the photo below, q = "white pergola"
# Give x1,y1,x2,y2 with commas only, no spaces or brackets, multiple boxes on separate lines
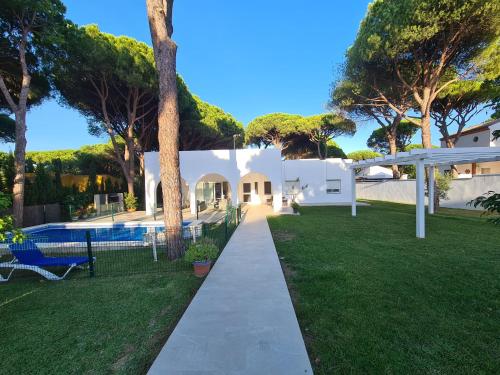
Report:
349,147,500,238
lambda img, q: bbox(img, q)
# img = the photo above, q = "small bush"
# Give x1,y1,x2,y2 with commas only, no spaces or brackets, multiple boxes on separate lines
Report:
291,201,300,213
469,191,500,225
124,193,138,211
184,239,219,263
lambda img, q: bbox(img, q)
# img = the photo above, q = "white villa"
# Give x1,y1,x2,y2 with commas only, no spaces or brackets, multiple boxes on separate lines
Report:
144,149,354,215
440,119,500,176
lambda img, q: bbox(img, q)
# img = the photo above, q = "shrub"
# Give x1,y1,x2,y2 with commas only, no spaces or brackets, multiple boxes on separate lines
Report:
184,239,219,263
124,193,138,211
469,191,500,225
291,201,300,213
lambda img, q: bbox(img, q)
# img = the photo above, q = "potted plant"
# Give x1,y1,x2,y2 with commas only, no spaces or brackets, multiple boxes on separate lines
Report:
71,209,81,221
88,206,97,218
124,193,138,212
291,201,300,214
184,239,219,277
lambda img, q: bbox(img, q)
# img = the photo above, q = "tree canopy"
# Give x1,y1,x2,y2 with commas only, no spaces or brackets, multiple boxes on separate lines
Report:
246,112,353,159
246,113,303,151
301,114,356,159
0,114,15,143
345,0,499,148
347,150,381,161
367,120,419,154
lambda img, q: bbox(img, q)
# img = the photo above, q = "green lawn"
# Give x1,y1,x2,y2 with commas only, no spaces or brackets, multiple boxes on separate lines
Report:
268,202,499,374
0,272,201,374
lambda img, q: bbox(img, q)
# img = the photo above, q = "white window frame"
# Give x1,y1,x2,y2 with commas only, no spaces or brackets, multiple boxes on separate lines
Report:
284,179,300,196
326,179,341,194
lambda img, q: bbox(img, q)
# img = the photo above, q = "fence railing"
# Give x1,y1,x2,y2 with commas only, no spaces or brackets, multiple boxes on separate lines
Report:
68,202,124,222
0,206,242,282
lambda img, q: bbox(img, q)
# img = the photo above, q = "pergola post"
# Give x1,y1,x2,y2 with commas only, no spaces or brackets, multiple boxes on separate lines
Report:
351,167,356,216
428,165,435,215
416,159,425,238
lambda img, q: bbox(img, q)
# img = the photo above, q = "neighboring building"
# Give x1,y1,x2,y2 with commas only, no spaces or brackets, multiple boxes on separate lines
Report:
144,149,354,215
357,166,394,180
440,119,500,176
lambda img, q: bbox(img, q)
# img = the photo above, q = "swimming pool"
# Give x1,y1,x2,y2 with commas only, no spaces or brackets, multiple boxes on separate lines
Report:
24,222,193,243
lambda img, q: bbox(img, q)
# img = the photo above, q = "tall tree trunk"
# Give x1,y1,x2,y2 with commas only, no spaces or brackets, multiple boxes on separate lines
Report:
146,0,184,259
0,34,31,227
316,141,323,159
420,108,432,149
124,127,136,195
387,132,400,179
13,109,27,226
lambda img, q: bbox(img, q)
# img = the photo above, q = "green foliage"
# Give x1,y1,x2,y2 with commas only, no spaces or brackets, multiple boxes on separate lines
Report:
469,191,500,225
347,150,381,161
436,172,452,200
25,142,121,175
326,140,347,159
493,130,500,141
25,163,56,206
0,114,15,143
246,113,303,149
0,152,15,193
302,113,356,159
291,201,300,213
367,120,419,154
124,193,138,211
180,95,245,150
0,0,67,111
0,192,24,243
85,163,98,198
184,238,219,263
351,0,498,63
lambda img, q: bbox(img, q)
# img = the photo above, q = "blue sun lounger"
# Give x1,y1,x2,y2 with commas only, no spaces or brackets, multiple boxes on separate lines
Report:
0,240,93,282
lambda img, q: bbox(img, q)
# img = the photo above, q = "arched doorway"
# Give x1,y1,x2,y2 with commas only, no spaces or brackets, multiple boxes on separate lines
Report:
238,172,273,206
195,173,232,211
156,178,190,210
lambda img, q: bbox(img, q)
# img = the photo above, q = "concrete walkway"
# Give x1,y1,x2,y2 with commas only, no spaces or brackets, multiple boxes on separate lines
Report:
148,206,313,375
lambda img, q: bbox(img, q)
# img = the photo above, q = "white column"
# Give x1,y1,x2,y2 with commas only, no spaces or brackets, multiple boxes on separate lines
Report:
416,159,425,238
351,168,357,216
428,165,435,215
189,184,197,215
145,180,156,216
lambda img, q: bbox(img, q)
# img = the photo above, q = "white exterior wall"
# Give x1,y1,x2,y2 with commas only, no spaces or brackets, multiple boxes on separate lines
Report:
145,151,355,214
440,123,500,175
238,172,273,205
357,180,428,205
442,174,500,209
145,149,283,214
357,174,500,209
282,159,353,205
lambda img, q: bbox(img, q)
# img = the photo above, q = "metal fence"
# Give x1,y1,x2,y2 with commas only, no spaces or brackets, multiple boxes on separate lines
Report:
0,206,242,282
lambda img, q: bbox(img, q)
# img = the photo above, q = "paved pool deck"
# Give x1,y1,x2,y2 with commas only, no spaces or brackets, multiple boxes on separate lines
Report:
147,205,313,375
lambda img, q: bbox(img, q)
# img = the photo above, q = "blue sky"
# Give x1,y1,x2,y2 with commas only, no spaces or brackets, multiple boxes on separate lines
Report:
1,0,493,153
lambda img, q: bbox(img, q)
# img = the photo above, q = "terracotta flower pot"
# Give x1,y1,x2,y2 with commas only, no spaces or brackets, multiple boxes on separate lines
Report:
193,260,211,277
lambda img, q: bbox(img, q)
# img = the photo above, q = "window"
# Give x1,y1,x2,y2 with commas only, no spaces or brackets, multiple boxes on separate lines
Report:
473,136,479,142
326,179,341,194
264,181,272,195
243,183,251,203
254,181,258,194
284,179,300,195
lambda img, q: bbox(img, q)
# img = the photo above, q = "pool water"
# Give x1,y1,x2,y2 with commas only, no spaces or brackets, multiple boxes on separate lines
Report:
26,222,192,243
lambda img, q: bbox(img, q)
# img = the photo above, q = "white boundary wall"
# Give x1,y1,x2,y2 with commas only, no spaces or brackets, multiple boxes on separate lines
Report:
357,174,500,209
